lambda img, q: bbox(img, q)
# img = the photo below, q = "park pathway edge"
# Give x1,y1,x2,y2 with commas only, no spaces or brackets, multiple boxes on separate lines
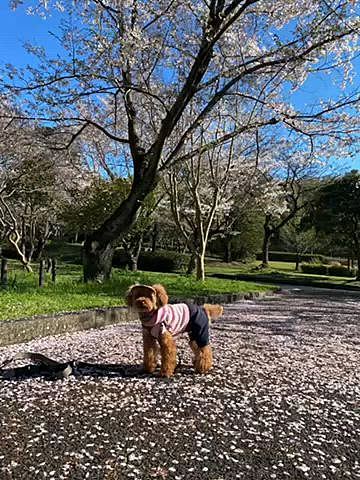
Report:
0,290,276,347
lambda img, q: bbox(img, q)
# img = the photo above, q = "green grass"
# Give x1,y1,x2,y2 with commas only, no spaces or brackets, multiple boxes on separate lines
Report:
206,259,360,288
206,259,298,275
0,263,274,321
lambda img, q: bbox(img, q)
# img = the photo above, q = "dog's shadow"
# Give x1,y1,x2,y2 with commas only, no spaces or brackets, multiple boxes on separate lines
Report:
0,360,195,381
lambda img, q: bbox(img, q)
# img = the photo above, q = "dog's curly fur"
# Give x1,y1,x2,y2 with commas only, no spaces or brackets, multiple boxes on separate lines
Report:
126,283,223,377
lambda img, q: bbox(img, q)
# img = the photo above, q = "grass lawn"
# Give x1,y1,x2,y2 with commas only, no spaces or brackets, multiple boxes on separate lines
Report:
206,259,360,289
0,261,274,321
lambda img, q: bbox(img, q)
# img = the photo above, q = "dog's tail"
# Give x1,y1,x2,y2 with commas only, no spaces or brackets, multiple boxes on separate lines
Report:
203,304,223,322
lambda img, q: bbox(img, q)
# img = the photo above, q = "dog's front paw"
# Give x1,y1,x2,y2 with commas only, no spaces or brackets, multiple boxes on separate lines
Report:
143,364,157,374
160,368,174,378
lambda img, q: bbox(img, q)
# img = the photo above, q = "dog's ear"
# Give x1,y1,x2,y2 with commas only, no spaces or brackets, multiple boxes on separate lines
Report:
125,285,135,307
151,284,169,307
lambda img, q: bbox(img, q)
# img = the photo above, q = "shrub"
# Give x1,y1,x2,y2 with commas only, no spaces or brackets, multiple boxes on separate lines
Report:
138,250,188,273
300,263,356,277
113,249,189,273
300,263,328,275
256,251,325,263
44,241,83,264
328,261,342,267
112,249,129,268
322,256,352,266
327,264,356,278
0,245,19,260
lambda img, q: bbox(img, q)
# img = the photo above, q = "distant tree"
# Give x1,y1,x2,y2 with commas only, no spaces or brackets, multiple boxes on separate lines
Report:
0,118,84,270
280,216,318,270
257,148,323,267
309,171,360,279
209,165,267,263
210,211,264,262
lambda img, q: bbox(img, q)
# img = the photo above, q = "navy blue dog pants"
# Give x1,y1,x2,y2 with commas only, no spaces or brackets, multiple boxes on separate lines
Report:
186,303,210,348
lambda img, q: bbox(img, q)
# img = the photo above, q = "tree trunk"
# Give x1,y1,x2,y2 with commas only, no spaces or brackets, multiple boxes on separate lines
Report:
51,258,57,283
186,253,196,275
130,236,143,272
27,242,35,263
46,257,52,273
295,253,300,271
20,216,26,258
195,252,205,281
151,223,158,253
82,171,158,281
28,221,37,263
224,236,232,263
261,229,272,267
130,255,138,272
34,237,46,261
123,234,143,273
1,257,8,289
7,234,33,272
83,241,114,282
261,216,273,268
39,259,45,287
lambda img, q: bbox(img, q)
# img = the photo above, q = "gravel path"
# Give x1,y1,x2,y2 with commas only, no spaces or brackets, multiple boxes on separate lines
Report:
0,288,359,480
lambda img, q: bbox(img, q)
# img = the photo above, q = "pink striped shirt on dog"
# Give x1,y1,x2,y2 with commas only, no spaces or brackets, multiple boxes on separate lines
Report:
142,304,190,339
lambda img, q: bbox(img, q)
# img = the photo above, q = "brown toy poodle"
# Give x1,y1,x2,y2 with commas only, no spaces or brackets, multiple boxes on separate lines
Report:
126,283,223,378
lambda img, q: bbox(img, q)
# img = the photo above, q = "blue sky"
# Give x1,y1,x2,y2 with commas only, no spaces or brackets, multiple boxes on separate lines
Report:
0,4,64,63
0,3,359,170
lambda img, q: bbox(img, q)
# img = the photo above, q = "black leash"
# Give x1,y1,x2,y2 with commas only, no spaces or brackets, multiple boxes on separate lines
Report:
0,350,188,380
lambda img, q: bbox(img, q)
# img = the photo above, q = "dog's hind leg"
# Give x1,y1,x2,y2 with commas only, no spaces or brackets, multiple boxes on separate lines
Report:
159,331,177,378
194,345,213,374
203,304,223,321
189,340,198,354
142,328,159,373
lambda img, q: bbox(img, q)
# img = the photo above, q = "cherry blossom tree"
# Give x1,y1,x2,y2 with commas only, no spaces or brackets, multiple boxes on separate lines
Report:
164,119,271,279
210,157,270,263
2,0,359,280
164,131,238,280
255,144,325,267
0,110,86,270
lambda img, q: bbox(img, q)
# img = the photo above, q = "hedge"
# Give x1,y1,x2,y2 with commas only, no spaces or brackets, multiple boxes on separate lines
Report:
256,251,324,263
300,263,356,277
113,249,189,273
0,246,19,260
1,244,189,274
138,250,188,272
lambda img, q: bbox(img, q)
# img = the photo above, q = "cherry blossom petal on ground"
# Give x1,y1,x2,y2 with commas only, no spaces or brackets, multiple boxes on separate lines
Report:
0,287,359,479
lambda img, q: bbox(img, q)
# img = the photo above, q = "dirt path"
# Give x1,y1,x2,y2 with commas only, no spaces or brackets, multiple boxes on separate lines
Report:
0,288,359,480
